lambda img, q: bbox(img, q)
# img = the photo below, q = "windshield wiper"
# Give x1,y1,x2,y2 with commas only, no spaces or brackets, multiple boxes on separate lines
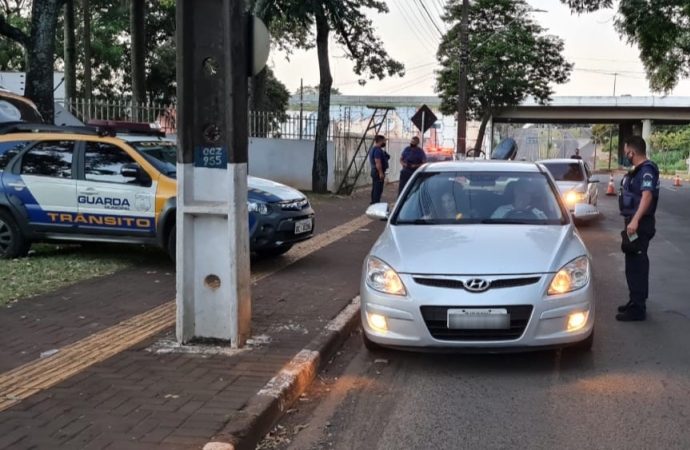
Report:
480,219,530,224
396,219,433,225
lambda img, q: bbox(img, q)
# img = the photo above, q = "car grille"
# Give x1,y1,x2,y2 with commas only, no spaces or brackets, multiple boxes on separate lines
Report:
413,276,541,291
278,198,310,211
420,305,533,341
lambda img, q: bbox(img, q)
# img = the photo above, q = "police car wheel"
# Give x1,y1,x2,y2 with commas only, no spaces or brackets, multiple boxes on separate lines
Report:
256,245,293,258
0,210,30,260
167,225,176,262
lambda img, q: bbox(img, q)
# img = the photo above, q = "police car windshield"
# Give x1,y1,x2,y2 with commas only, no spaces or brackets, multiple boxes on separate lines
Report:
541,162,584,182
127,140,177,178
393,171,567,225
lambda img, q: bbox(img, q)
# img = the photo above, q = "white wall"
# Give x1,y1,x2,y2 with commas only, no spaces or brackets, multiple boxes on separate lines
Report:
248,138,335,192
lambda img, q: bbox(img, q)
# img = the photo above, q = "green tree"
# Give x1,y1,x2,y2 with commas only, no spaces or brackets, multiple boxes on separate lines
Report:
0,0,67,121
560,0,689,93
310,0,405,192
437,0,573,153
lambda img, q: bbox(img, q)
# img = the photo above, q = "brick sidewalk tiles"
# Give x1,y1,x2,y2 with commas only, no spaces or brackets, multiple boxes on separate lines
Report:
0,184,397,450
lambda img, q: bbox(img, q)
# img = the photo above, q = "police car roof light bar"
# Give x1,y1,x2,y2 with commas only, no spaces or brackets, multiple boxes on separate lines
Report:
87,120,166,138
0,122,101,136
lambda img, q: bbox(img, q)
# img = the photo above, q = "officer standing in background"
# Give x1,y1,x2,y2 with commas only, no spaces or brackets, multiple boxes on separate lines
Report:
398,136,427,196
369,135,390,204
617,135,660,322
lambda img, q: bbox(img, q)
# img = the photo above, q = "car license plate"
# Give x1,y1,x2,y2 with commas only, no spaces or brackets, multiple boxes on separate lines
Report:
294,218,313,234
447,308,510,330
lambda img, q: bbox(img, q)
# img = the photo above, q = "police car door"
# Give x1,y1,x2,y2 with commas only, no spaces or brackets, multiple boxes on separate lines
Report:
3,140,79,233
76,141,157,238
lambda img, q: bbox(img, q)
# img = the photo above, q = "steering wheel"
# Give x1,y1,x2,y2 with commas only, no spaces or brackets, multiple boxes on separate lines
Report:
504,208,540,220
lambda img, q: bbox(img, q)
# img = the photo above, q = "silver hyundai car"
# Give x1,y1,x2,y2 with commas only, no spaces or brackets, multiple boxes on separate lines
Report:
361,160,596,353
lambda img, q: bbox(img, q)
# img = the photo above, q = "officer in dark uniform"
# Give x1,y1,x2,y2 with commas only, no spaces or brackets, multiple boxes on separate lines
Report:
617,135,660,321
398,136,427,196
369,135,390,204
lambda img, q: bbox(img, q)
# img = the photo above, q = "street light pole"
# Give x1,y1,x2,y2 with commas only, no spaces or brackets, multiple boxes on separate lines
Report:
456,0,469,156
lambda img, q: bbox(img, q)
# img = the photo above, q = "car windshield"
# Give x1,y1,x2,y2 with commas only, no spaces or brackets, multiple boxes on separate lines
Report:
127,140,177,178
393,170,567,225
541,162,584,182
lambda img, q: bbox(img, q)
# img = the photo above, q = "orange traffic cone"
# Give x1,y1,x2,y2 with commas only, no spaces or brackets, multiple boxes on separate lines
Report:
606,173,615,196
674,174,682,187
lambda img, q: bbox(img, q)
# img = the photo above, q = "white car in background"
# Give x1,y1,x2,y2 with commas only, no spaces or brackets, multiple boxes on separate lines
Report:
537,159,600,220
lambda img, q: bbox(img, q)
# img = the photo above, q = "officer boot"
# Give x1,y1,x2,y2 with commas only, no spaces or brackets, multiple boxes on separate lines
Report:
617,301,633,313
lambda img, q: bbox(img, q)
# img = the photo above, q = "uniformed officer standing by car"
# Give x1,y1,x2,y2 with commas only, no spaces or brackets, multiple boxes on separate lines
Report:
617,135,660,322
369,135,390,204
398,136,427,196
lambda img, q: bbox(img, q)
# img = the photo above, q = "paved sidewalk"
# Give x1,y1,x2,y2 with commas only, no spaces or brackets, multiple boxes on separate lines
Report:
0,184,395,450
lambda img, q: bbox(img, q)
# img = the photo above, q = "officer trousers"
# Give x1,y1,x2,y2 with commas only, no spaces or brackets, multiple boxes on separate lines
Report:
398,169,414,196
370,170,385,204
624,216,656,313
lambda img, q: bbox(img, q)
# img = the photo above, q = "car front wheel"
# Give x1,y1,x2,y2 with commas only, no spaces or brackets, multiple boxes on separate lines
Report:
0,210,31,260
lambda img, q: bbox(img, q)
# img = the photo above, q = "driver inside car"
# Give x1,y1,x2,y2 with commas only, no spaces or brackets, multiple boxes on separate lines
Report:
491,178,548,220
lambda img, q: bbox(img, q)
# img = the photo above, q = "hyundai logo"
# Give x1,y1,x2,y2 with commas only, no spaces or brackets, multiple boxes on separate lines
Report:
464,278,491,292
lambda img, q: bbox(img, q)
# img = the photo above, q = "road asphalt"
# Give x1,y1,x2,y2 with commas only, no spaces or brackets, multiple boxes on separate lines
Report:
259,175,690,450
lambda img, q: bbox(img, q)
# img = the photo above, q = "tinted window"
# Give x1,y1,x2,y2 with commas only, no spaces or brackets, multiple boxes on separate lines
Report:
0,140,29,171
84,142,138,184
20,141,74,178
541,162,585,182
394,171,566,225
127,140,176,178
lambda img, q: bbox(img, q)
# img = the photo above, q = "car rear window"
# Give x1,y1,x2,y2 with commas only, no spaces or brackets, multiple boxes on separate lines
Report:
541,162,584,182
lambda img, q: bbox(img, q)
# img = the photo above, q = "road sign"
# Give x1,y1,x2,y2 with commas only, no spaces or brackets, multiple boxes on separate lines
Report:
411,104,437,134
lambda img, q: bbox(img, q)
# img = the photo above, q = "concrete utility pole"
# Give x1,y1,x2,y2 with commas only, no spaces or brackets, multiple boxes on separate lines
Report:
176,0,269,347
455,0,469,156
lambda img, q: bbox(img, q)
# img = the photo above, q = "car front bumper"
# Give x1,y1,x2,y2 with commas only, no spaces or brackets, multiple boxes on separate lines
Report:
360,272,595,352
249,205,315,251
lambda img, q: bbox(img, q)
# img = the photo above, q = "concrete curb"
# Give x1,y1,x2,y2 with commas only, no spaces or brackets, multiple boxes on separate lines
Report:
203,296,362,450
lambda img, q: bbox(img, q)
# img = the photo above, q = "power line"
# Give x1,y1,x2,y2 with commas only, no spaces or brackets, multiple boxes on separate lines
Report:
407,0,443,40
380,71,437,95
336,61,437,87
395,0,439,54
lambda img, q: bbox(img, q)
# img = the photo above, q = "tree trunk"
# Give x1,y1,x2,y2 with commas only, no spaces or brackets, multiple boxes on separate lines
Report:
311,1,332,193
64,0,77,104
82,0,92,116
25,0,62,123
130,0,146,121
472,111,492,157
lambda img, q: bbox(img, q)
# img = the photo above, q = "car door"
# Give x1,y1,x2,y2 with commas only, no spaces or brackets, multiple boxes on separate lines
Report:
4,140,79,233
76,141,158,238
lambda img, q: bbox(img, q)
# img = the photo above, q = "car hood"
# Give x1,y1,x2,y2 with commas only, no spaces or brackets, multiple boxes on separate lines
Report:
554,180,585,193
247,176,306,203
372,224,583,275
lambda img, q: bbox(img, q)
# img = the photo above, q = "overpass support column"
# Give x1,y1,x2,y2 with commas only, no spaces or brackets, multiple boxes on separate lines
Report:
642,119,653,156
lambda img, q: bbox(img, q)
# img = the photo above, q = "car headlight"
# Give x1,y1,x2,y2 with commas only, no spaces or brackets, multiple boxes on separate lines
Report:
365,256,407,296
564,191,585,204
548,256,590,295
247,201,270,215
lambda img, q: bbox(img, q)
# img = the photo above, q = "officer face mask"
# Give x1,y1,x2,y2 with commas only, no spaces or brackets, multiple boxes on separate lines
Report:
625,151,635,166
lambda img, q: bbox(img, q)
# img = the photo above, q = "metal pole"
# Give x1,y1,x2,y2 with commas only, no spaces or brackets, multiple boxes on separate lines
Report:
176,0,251,346
607,73,617,170
455,0,469,156
299,78,303,140
421,110,426,149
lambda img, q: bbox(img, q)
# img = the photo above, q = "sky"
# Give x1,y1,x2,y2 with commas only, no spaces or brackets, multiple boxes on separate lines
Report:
267,0,690,98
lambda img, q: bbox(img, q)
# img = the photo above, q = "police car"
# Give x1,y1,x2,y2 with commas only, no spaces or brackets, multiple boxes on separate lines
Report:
0,120,315,261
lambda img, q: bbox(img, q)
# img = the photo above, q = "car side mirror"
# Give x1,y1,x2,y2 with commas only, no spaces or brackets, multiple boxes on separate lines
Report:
121,163,151,186
573,203,598,221
366,203,389,221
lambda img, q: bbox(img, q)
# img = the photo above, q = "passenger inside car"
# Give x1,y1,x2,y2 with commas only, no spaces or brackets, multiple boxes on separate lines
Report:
491,178,548,220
